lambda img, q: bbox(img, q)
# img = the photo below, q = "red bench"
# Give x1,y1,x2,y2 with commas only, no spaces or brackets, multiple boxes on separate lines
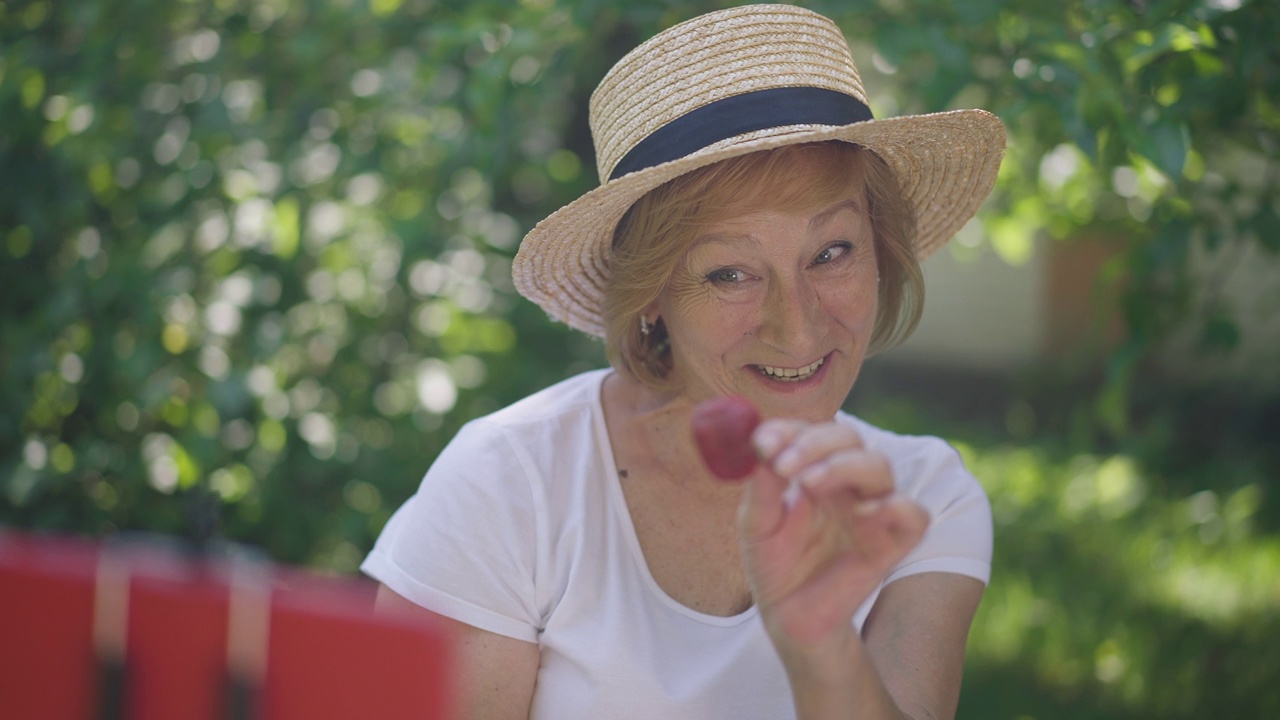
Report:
0,532,452,720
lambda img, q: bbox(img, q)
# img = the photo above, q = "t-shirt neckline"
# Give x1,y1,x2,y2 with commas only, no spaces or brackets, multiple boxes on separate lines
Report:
587,369,760,627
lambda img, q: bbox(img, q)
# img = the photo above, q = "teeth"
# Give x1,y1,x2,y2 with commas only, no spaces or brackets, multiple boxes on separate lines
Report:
757,357,824,382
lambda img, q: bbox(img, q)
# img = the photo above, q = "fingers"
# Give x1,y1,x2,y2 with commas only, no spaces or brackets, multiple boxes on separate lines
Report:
737,454,793,541
753,420,862,469
751,419,810,462
752,419,893,502
796,449,894,501
739,418,922,564
770,497,931,644
854,495,930,559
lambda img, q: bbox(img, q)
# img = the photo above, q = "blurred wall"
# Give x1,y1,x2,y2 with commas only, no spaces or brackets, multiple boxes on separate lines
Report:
881,232,1280,392
884,239,1046,371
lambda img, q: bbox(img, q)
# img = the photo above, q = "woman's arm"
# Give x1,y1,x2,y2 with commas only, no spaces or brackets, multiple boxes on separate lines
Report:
373,584,539,720
775,572,982,720
861,573,984,720
740,420,983,720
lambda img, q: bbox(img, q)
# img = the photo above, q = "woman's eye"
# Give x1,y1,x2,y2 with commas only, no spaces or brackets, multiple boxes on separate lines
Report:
706,268,745,284
814,242,852,265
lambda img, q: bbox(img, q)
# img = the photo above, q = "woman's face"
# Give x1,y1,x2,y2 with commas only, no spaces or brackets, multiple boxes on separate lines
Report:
653,173,879,423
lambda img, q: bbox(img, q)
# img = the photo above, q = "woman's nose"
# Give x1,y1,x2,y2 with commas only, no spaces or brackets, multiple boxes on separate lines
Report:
757,274,825,356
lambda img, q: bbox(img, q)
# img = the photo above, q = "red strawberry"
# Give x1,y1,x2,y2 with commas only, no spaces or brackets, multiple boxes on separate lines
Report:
692,397,761,481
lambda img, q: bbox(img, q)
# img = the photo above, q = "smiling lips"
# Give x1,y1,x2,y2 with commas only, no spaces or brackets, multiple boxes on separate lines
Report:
754,356,825,382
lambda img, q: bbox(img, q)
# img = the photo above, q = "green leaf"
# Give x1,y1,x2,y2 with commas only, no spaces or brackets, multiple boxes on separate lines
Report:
1153,120,1189,178
1131,117,1189,179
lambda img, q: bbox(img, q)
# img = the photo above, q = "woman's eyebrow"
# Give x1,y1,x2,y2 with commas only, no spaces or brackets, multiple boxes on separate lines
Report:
808,199,862,229
690,231,760,249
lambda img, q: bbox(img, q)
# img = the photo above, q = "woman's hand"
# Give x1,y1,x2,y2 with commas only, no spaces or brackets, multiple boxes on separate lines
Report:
739,420,929,654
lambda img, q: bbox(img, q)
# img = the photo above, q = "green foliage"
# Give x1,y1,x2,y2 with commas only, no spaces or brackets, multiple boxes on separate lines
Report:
961,440,1279,718
865,0,1278,410
853,388,1280,719
1,0,606,563
2,0,1277,717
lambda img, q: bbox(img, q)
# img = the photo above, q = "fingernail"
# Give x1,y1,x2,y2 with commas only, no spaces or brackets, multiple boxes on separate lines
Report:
774,448,801,476
795,465,823,488
781,479,802,509
753,426,784,458
855,499,883,516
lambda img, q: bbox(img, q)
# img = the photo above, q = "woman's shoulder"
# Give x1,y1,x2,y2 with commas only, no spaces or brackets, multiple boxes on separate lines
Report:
836,412,958,462
469,368,610,430
438,368,611,475
834,412,985,502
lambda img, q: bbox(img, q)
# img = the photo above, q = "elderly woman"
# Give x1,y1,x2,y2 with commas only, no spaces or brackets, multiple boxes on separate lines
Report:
363,5,1004,720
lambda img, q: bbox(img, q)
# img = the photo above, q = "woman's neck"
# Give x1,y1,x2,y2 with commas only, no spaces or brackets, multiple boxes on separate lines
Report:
601,371,744,502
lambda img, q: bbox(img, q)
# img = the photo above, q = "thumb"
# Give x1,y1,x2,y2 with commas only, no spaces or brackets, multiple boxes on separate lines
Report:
737,421,802,540
737,463,790,541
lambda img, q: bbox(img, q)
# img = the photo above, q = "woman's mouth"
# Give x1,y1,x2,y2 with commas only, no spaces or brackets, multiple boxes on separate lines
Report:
753,356,825,382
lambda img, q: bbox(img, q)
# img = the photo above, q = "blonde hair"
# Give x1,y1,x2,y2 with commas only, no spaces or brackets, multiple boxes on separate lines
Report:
603,141,923,389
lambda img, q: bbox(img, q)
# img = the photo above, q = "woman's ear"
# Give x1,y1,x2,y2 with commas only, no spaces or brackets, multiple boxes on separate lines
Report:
640,298,663,327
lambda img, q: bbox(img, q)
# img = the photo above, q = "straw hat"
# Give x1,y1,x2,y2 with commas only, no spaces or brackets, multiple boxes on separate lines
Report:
512,3,1005,338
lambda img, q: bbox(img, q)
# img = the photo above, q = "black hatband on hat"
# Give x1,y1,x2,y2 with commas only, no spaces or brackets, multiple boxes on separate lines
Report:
608,87,874,181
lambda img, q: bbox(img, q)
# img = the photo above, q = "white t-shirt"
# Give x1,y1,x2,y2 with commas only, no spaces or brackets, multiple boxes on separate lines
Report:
361,369,992,720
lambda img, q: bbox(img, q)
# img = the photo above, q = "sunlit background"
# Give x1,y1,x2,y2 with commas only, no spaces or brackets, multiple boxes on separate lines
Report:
2,0,1277,717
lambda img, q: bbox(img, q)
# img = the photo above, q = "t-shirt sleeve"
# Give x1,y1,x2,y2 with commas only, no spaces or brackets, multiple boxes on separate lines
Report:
883,435,993,586
360,419,542,643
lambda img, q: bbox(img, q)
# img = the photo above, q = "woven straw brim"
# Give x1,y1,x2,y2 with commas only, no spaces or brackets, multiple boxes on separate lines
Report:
512,109,1006,338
